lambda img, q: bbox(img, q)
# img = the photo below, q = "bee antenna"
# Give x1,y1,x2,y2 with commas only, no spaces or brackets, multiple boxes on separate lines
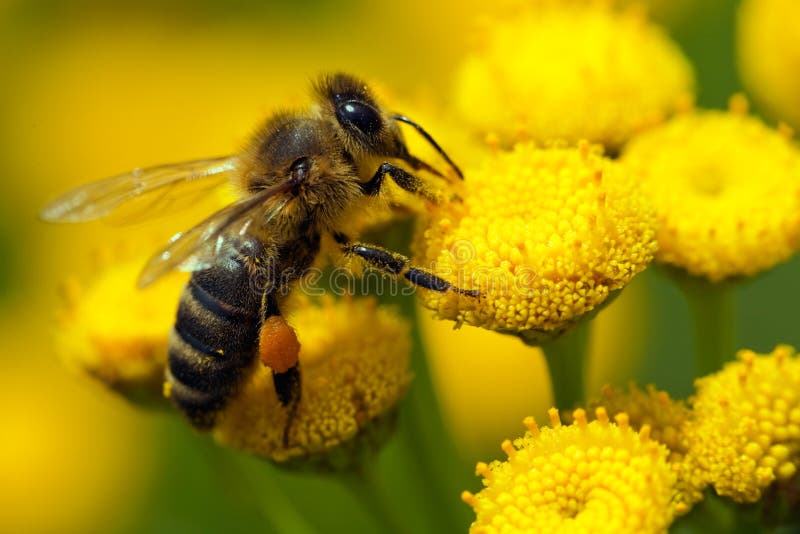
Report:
391,114,464,180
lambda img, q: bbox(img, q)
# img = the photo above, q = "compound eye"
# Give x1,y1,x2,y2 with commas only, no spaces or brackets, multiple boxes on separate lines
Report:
336,100,383,137
290,157,311,183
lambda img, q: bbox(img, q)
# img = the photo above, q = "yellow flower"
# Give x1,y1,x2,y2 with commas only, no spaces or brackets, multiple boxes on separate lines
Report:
621,101,800,281
738,0,800,130
452,0,694,149
414,142,657,341
462,408,676,534
56,248,186,403
680,345,800,503
213,296,411,469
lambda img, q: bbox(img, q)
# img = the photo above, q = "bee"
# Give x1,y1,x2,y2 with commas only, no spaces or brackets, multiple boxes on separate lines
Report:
41,73,477,444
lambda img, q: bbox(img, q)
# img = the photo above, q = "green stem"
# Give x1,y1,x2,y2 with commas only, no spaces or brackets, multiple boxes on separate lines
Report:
535,320,591,410
203,442,317,534
399,298,472,532
367,219,471,531
675,272,736,376
340,463,411,534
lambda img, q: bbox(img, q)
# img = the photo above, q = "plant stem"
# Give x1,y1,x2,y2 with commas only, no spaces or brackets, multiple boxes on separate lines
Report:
399,298,473,532
204,444,317,534
675,272,736,376
535,320,591,410
340,463,410,534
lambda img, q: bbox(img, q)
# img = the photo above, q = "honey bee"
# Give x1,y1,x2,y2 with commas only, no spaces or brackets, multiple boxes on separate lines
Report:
41,73,477,444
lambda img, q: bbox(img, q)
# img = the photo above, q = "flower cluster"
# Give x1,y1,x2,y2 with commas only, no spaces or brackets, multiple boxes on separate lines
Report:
465,346,800,530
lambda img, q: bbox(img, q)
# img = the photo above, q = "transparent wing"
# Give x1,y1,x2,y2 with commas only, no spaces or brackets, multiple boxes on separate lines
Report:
39,156,236,223
137,181,293,288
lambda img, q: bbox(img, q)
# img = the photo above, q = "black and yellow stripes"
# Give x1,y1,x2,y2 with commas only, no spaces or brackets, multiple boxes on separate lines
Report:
166,239,264,429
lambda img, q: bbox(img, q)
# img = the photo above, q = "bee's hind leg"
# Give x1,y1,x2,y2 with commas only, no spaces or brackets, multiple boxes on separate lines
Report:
334,234,479,297
258,293,302,448
273,363,301,448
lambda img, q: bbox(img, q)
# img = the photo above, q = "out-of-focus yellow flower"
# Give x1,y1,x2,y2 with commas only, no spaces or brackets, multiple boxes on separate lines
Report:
680,345,800,503
414,142,657,342
214,296,411,469
462,408,676,533
452,0,694,149
622,100,800,281
737,0,800,131
56,248,186,403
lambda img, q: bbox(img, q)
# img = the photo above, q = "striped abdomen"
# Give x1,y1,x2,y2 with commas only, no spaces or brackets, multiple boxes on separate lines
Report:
166,238,265,429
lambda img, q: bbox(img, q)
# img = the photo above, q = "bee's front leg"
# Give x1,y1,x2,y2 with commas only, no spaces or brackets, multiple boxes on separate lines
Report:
360,162,441,204
334,234,479,297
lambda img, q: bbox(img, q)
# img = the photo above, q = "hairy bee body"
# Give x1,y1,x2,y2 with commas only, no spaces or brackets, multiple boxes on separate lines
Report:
41,73,473,439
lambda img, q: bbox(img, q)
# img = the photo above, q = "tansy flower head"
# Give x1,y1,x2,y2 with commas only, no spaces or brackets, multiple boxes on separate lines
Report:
622,101,800,281
453,0,694,149
56,250,185,404
213,296,411,470
738,0,800,130
680,345,800,503
414,142,657,341
462,408,676,533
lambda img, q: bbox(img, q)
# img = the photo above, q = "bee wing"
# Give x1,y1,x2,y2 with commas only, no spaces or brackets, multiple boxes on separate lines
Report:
39,156,236,223
137,180,292,288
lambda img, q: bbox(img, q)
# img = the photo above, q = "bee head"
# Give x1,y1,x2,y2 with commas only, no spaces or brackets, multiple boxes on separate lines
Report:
314,73,405,158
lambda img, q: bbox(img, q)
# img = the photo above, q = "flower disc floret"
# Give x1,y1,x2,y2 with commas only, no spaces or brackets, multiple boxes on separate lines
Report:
415,142,657,339
213,296,411,468
463,408,676,534
452,0,694,149
622,106,800,281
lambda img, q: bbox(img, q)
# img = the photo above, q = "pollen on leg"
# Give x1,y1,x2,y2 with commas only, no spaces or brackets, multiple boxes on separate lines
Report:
259,316,301,373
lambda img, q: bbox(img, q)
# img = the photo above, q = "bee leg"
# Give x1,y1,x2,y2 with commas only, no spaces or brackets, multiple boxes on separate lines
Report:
258,293,302,447
361,162,441,204
273,364,301,448
339,239,479,297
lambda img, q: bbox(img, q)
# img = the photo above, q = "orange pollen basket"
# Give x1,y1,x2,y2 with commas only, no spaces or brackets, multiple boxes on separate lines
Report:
259,316,301,373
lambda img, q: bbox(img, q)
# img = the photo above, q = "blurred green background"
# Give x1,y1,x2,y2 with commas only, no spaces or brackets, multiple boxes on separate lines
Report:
3,0,798,532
